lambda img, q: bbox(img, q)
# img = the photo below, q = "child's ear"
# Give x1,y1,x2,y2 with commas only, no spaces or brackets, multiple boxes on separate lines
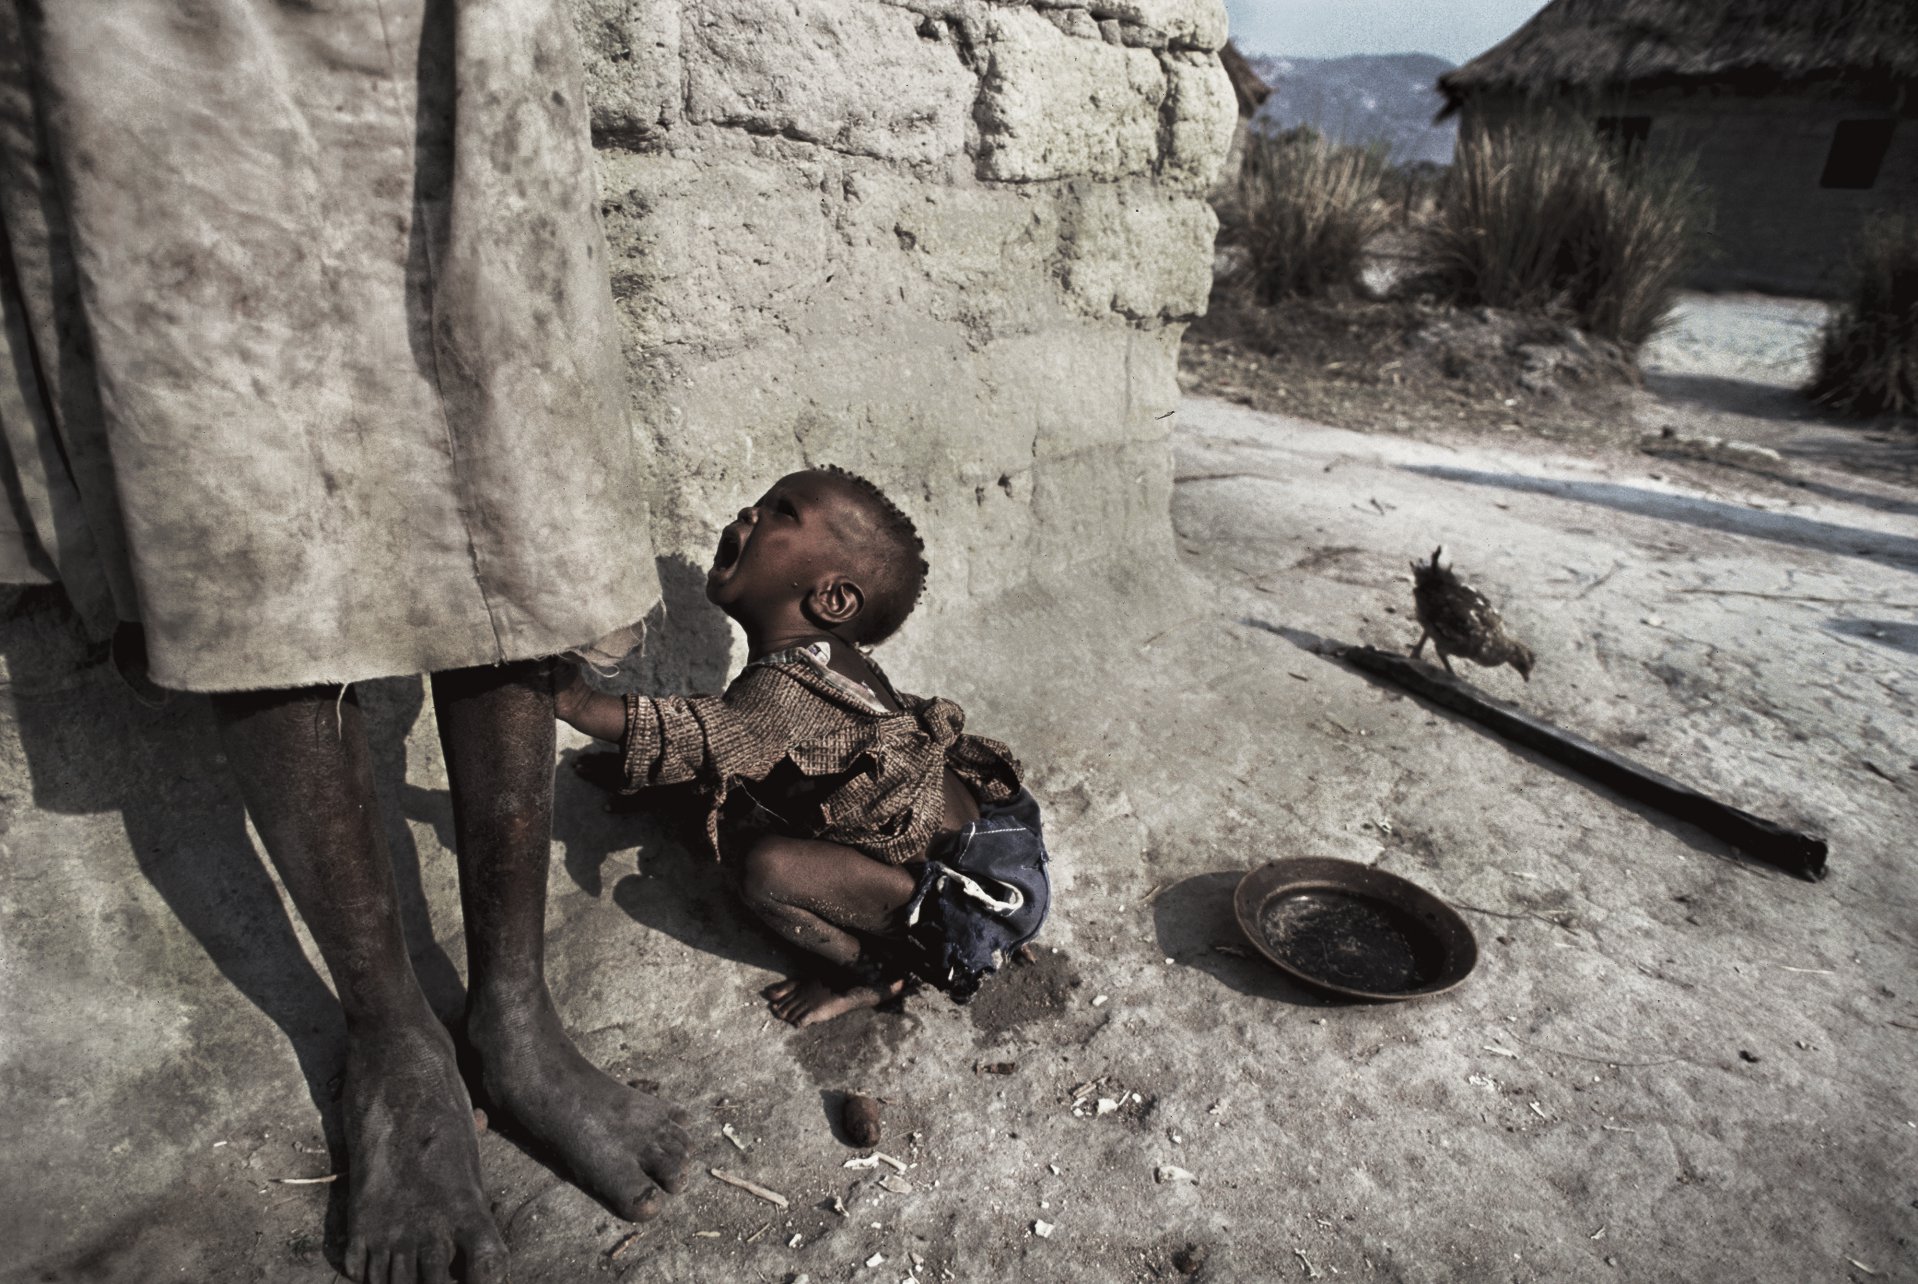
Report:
807,575,865,629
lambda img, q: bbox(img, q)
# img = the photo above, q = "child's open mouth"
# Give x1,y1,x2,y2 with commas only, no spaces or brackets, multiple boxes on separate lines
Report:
710,524,745,576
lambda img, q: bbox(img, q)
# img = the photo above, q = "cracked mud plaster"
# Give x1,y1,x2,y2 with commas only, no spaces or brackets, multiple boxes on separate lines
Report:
568,0,1230,626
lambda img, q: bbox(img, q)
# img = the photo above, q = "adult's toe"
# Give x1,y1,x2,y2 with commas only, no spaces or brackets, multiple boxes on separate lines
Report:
419,1239,453,1284
629,1183,669,1222
649,1139,690,1194
459,1231,510,1284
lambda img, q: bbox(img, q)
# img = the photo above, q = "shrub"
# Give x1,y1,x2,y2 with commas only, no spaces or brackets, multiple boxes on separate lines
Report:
1807,215,1918,418
1223,127,1390,302
1426,116,1697,349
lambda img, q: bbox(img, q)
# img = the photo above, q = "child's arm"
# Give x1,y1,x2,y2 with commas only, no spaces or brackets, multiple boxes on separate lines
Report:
554,662,627,742
555,660,742,793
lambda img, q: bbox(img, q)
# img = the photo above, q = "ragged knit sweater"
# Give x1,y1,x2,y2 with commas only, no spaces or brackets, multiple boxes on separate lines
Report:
620,642,1022,866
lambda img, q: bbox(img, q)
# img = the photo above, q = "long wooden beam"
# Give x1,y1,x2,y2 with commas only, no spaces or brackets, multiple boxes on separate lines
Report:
1338,645,1829,881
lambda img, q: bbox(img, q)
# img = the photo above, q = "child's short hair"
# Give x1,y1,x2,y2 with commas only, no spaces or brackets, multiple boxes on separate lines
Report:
821,465,927,645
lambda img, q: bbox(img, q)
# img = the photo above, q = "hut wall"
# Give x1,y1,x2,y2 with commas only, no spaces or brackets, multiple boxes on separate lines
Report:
1459,91,1916,299
568,0,1235,686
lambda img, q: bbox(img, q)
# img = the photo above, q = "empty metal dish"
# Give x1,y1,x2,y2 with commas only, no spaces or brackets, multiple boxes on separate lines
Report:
1234,857,1478,1001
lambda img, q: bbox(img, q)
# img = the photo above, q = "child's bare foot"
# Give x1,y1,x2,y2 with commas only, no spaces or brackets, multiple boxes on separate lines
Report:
763,974,908,1027
465,991,691,1222
341,1017,508,1284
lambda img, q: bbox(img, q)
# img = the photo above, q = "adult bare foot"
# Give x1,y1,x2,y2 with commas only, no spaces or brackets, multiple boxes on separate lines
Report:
764,974,908,1027
341,1017,507,1284
465,992,690,1222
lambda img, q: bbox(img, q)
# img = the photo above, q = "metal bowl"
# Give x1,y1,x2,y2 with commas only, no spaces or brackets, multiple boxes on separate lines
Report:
1233,858,1478,1001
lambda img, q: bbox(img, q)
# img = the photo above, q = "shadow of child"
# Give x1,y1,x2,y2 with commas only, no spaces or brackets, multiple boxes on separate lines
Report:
1152,870,1329,1007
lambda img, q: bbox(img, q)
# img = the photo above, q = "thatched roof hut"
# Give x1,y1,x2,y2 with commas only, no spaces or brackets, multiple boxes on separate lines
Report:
1437,0,1918,297
1439,0,1918,112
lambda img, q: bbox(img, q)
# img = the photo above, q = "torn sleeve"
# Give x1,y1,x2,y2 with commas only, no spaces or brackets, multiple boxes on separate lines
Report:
621,692,734,791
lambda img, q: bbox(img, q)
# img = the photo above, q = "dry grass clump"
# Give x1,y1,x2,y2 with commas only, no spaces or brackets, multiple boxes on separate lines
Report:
1221,128,1390,302
1425,117,1697,349
1807,215,1918,418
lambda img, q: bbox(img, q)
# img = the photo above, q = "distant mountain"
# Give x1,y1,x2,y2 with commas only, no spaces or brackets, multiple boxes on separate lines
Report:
1246,53,1458,167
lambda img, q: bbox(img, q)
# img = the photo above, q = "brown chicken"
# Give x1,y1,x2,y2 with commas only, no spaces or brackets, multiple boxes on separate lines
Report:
1410,547,1535,681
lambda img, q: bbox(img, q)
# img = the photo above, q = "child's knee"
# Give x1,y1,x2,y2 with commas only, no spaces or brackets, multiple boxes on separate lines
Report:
737,836,798,908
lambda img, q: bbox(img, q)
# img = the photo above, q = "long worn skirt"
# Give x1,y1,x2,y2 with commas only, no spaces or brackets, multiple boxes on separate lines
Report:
0,0,659,691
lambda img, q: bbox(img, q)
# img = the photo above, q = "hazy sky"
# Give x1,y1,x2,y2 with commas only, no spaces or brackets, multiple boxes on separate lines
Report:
1223,1,1550,65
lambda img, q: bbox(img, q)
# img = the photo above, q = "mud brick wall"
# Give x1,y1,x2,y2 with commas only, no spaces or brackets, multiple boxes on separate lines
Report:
569,0,1234,685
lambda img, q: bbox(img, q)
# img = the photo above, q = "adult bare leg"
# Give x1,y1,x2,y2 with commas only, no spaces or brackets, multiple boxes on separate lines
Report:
212,687,506,1284
433,661,690,1222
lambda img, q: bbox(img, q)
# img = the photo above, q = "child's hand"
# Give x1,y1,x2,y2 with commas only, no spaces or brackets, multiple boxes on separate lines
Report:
553,659,590,724
552,660,628,742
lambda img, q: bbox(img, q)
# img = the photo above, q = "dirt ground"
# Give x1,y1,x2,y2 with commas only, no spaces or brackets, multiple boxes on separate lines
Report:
5,297,1917,1283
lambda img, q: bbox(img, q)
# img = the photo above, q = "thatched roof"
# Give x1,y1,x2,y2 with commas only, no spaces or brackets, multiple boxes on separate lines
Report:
1439,0,1918,109
1219,41,1273,119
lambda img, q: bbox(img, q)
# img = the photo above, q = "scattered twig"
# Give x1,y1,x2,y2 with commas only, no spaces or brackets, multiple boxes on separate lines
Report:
745,1222,770,1244
1573,562,1621,600
1509,1035,1678,1068
1294,1246,1321,1278
1140,615,1208,652
268,1174,339,1186
608,1232,644,1260
1676,588,1918,609
1174,471,1282,486
709,1168,789,1209
1778,965,1835,974
1448,901,1576,932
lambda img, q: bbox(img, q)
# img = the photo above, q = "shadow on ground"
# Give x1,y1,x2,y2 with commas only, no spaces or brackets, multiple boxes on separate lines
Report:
1153,871,1328,1007
0,588,468,1271
1825,617,1918,657
1644,371,1818,424
1404,464,1918,568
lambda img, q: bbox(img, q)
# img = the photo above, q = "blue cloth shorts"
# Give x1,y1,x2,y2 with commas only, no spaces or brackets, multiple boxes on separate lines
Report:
900,789,1051,1002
